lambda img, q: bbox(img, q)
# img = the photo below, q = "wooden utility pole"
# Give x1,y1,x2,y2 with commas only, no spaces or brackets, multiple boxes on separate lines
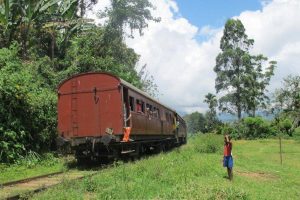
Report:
279,136,283,165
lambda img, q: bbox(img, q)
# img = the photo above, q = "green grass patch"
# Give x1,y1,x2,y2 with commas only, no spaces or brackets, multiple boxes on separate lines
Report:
0,153,68,184
33,134,300,199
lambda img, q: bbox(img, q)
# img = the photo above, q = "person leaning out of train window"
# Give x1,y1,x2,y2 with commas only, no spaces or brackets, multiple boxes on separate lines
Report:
176,120,180,132
126,106,132,127
146,107,151,120
123,104,132,128
136,100,142,113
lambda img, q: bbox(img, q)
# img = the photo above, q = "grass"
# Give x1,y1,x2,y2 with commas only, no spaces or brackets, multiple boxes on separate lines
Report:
31,134,300,199
0,153,69,184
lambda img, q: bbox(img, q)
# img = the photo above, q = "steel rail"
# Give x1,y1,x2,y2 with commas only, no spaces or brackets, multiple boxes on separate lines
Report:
1,164,112,200
1,171,64,187
4,172,98,200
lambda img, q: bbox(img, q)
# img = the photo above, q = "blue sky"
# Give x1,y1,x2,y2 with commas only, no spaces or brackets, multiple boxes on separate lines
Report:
175,0,262,28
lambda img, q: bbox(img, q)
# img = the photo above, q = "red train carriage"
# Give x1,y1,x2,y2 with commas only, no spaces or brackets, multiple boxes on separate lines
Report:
57,72,187,161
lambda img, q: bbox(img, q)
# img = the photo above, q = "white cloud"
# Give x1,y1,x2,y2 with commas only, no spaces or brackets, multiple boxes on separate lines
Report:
88,0,300,115
127,0,300,114
237,0,300,90
127,0,221,114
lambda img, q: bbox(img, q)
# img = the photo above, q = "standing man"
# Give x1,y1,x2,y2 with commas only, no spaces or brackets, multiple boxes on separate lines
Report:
223,134,233,180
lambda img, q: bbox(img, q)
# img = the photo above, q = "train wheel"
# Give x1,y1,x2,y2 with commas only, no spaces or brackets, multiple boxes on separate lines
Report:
77,157,91,165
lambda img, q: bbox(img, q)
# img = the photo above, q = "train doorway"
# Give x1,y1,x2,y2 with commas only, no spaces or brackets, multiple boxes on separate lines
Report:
122,87,130,127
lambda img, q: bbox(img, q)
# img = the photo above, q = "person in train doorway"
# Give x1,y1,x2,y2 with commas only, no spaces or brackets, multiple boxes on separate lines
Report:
223,134,233,181
123,104,132,142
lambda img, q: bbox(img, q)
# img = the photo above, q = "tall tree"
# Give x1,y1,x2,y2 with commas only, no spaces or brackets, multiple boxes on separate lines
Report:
244,56,276,117
214,19,253,119
77,0,98,17
101,0,160,38
138,64,159,98
203,93,219,131
214,19,275,119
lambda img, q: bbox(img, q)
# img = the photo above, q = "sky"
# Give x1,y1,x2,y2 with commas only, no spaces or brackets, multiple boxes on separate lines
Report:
176,0,262,29
89,0,300,115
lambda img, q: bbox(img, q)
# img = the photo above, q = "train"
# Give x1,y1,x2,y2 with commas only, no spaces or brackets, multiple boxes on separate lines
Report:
57,72,187,162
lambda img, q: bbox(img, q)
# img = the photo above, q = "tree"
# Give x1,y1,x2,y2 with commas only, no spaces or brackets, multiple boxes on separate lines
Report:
214,19,275,119
77,0,98,17
214,19,254,119
0,0,83,58
101,0,160,38
204,93,217,114
184,112,206,134
203,93,219,132
244,56,276,117
273,75,300,128
138,64,159,98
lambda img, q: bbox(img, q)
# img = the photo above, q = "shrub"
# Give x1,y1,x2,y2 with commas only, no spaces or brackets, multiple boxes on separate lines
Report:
218,117,277,140
242,117,276,139
193,134,223,154
0,44,57,163
220,122,245,139
278,118,293,136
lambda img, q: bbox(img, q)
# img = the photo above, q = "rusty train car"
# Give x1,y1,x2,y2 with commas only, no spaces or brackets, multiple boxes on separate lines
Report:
57,72,187,162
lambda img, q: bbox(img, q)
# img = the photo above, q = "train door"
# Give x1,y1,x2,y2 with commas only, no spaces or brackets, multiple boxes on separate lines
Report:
122,87,130,127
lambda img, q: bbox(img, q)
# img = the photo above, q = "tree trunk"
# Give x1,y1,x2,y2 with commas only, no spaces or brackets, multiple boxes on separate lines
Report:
21,27,28,59
80,0,85,17
237,105,241,120
252,106,256,117
51,33,55,60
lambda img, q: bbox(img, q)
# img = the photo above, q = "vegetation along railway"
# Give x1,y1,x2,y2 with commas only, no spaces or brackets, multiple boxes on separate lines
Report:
0,72,187,199
57,72,187,163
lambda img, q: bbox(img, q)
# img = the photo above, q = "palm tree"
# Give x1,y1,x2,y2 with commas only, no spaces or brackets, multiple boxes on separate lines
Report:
0,0,84,58
204,93,218,112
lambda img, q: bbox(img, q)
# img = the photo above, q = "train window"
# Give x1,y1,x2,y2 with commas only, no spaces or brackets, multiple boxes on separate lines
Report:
146,103,153,111
141,101,145,113
129,96,134,111
153,107,158,118
136,99,142,113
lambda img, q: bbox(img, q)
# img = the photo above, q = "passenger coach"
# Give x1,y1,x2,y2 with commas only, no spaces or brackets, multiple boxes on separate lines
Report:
57,72,186,162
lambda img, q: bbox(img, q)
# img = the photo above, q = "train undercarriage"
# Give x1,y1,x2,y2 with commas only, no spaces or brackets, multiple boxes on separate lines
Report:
69,136,187,163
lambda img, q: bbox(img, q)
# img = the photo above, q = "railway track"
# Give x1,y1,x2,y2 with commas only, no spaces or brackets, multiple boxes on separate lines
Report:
0,170,98,200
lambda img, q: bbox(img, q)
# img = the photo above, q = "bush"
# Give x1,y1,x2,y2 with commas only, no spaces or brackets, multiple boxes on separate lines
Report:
242,117,276,139
218,117,277,140
278,118,293,136
193,134,223,154
0,44,57,163
293,127,300,141
220,122,245,139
